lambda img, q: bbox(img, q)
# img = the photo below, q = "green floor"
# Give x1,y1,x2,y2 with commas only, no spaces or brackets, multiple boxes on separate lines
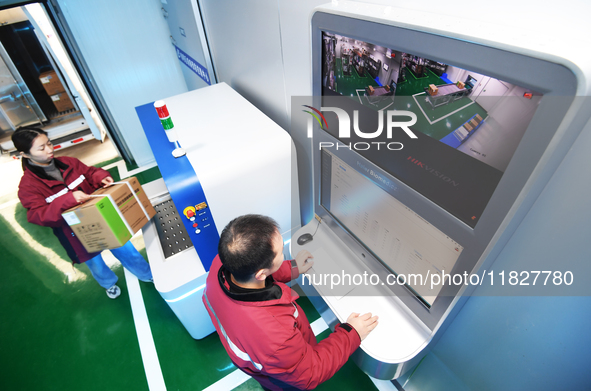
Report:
0,163,379,390
411,95,488,140
396,67,444,96
334,58,380,98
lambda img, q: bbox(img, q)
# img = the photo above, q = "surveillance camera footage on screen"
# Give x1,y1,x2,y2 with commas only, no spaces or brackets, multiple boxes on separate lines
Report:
320,31,542,228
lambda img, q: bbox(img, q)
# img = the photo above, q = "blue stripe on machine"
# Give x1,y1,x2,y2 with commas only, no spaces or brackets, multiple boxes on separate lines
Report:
135,102,220,271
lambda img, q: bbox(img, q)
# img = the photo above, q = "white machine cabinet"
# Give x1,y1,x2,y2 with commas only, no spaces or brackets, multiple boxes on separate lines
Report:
138,83,299,339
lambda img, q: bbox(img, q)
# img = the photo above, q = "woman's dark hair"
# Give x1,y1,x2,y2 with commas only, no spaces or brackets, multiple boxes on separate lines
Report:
12,127,48,154
218,214,280,282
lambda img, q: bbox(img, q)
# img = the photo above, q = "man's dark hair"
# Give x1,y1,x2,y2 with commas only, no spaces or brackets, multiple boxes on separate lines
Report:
12,127,48,154
218,214,280,282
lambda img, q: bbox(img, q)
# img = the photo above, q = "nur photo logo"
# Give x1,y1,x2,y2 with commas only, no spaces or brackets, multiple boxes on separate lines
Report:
302,105,418,151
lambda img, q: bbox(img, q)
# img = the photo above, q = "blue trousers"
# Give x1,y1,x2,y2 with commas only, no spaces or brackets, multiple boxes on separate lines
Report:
84,241,153,289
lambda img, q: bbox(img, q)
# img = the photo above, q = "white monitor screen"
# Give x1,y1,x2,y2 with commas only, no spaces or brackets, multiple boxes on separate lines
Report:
321,148,464,306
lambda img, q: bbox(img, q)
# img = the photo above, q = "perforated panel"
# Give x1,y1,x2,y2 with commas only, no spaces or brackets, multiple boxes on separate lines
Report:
153,198,194,260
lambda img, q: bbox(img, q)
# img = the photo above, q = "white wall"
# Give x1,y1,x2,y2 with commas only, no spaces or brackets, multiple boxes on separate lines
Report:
56,0,188,167
199,0,290,130
444,65,464,83
403,113,591,390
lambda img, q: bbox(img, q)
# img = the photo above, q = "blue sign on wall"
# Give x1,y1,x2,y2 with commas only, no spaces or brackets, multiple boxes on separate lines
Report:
174,45,211,85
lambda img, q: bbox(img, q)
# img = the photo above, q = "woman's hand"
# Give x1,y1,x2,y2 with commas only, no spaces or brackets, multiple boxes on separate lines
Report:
101,176,114,188
72,191,90,204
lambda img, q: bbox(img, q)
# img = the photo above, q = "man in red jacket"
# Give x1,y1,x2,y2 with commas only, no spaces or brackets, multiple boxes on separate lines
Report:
203,214,378,390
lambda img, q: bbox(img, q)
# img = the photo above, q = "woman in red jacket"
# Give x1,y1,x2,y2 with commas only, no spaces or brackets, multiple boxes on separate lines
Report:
12,127,153,299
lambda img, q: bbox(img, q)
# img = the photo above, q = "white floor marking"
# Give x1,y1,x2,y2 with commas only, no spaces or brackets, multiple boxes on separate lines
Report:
311,316,329,335
102,160,158,180
432,100,475,124
412,93,432,125
369,376,399,391
356,89,365,104
0,198,20,210
100,160,123,172
125,268,167,391
202,368,251,391
381,101,395,110
354,90,395,112
203,314,331,391
0,202,88,283
412,92,475,125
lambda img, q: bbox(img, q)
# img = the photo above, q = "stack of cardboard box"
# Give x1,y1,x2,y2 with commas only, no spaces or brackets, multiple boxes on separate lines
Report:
39,70,75,112
463,114,484,132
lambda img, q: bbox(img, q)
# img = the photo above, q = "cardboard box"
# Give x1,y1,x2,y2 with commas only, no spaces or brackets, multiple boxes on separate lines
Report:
39,70,66,96
428,84,439,96
457,81,465,89
50,92,75,112
62,177,156,253
367,85,375,95
115,177,157,223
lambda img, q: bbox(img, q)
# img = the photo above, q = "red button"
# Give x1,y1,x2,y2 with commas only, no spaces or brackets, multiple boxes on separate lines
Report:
187,210,194,218
193,223,198,228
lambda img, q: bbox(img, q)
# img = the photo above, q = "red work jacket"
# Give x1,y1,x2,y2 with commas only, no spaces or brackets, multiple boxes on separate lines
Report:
203,255,361,390
17,156,111,263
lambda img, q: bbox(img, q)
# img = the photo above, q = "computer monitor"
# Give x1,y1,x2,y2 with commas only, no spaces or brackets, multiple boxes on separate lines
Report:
310,6,578,330
319,30,565,228
320,148,464,307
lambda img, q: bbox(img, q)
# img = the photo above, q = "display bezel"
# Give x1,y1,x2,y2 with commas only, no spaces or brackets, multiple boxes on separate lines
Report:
311,11,577,330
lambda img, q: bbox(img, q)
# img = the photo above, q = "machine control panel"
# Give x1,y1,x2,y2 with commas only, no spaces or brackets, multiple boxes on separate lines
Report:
183,202,211,234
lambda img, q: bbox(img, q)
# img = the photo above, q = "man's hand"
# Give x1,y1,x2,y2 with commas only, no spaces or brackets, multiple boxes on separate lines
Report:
72,191,90,204
295,250,314,274
346,312,379,341
101,176,114,188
